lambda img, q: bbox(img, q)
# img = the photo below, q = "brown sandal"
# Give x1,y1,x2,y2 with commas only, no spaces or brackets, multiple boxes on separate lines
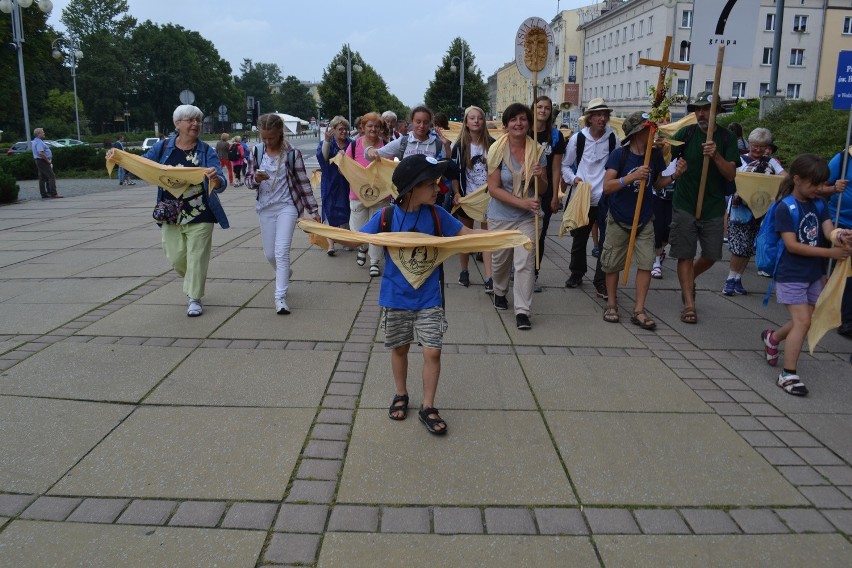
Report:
631,309,657,330
603,305,619,323
680,307,697,324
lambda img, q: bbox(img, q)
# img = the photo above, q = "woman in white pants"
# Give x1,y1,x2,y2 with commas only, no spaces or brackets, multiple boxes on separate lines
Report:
245,113,320,314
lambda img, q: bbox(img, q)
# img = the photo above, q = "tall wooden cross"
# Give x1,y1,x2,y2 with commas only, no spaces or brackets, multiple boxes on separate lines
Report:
621,36,691,285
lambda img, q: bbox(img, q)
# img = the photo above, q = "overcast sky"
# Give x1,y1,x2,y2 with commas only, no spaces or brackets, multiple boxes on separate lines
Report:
46,0,593,107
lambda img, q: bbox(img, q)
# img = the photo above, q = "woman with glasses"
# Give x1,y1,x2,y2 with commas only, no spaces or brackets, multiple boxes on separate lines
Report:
316,116,352,256
132,105,228,317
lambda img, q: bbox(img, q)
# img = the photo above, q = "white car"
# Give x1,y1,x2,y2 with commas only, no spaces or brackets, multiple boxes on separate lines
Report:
141,138,159,151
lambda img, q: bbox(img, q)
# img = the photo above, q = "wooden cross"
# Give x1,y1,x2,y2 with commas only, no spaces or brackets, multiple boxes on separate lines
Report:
638,36,691,104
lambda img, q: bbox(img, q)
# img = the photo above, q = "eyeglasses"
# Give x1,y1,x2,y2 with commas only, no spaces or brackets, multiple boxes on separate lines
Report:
180,118,202,124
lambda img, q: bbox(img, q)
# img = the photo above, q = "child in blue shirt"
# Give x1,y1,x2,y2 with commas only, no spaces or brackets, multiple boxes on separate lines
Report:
762,154,851,396
358,154,482,435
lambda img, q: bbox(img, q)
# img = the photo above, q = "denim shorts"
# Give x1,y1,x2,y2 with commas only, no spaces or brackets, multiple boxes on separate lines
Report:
382,306,447,350
776,279,824,305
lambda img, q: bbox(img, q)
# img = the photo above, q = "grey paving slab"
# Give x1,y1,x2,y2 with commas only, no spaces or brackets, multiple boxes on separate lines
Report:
221,502,278,530
0,338,23,355
66,498,130,524
2,277,146,304
318,533,598,567
50,407,314,500
0,343,191,402
680,508,741,534
595,534,852,567
0,396,131,494
168,501,227,528
441,308,512,345
116,499,176,525
434,507,483,534
274,504,328,533
774,508,836,533
0,248,133,278
285,251,371,284
546,411,807,506
360,353,537,410
74,249,174,277
145,348,334,407
0,520,265,567
136,280,266,307
497,312,645,348
77,228,163,249
247,281,368,311
484,508,537,534
534,508,588,535
212,307,355,341
327,505,379,532
20,496,82,521
790,413,852,464
523,355,710,412
338,410,575,505
380,506,430,533
265,532,322,565
729,509,789,534
0,494,36,516
83,303,239,338
206,258,285,280
634,509,691,534
0,302,100,334
525,287,603,316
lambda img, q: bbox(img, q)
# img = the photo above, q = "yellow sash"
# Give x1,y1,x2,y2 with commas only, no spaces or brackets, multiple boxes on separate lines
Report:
808,257,850,354
559,181,592,236
297,219,530,289
486,134,544,198
106,149,207,198
451,184,489,222
734,171,782,219
329,153,399,207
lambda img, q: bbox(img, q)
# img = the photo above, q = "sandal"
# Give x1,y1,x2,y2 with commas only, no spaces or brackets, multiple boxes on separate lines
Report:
680,307,697,324
762,330,779,366
631,309,657,330
356,250,367,266
603,305,619,323
369,264,381,277
418,406,447,435
650,265,662,279
327,249,336,257
388,394,409,421
777,372,808,397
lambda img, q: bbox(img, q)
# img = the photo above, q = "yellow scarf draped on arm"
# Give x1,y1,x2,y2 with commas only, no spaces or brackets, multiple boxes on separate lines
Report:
297,219,530,289
559,181,592,236
329,153,399,207
808,256,850,353
486,134,544,198
451,184,489,222
105,149,207,198
733,171,783,219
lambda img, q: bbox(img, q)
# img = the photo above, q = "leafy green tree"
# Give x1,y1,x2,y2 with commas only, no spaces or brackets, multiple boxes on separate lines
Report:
424,38,489,119
272,76,317,119
235,59,282,119
60,0,136,40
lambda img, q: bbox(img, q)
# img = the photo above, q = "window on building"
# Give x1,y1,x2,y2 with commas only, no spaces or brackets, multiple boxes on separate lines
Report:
620,84,624,98
607,86,610,98
646,48,651,59
759,82,770,96
681,10,693,29
790,48,804,66
844,16,852,35
679,41,691,63
676,79,688,96
629,53,633,68
637,51,643,66
608,60,612,74
648,15,654,34
732,82,747,98
644,80,649,95
623,26,627,40
621,55,626,71
627,83,631,98
765,13,775,32
636,81,640,96
597,38,600,52
705,81,714,92
639,20,644,37
609,32,613,47
616,30,620,44
793,15,808,33
631,23,635,39
786,83,801,99
762,47,773,66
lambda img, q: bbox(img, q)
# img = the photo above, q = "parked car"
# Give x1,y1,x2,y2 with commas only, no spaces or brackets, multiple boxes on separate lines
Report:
6,140,62,155
141,138,159,151
53,138,87,147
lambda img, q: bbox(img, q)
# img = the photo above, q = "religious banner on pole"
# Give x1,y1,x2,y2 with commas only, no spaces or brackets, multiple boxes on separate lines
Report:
690,0,762,67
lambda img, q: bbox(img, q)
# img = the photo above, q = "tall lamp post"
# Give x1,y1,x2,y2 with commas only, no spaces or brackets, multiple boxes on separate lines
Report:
51,36,83,141
450,41,474,112
335,44,362,128
0,0,54,144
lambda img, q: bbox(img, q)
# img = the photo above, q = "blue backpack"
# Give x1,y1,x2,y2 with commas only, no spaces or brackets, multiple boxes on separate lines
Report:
754,194,825,306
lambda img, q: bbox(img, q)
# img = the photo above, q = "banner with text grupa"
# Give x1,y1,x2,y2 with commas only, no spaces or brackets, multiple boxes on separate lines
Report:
690,0,761,68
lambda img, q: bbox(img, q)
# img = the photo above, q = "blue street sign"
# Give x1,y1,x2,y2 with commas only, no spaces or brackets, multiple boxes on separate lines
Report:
833,50,852,111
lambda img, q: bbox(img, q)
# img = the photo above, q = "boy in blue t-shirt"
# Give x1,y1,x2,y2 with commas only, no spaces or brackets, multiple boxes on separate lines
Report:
358,154,481,435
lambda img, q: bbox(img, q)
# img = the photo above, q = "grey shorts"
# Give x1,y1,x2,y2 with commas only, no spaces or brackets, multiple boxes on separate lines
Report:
668,208,724,261
601,215,655,273
382,306,447,350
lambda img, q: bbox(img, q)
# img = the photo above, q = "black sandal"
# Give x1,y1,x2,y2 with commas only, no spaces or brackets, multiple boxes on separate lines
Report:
388,394,409,421
418,407,447,435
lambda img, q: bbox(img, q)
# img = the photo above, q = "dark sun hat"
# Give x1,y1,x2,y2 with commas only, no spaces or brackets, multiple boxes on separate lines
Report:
392,154,450,204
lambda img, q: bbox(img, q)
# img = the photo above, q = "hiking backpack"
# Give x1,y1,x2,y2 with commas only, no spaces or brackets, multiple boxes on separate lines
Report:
754,194,825,306
228,143,241,161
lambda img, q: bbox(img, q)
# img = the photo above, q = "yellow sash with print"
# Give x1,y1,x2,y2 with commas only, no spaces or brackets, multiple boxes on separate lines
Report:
734,171,783,219
808,256,850,353
451,184,489,222
106,149,207,198
329,153,399,207
298,219,530,289
560,181,592,236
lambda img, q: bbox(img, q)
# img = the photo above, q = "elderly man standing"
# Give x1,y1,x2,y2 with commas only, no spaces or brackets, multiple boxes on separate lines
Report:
32,128,61,199
668,92,738,324
560,98,618,297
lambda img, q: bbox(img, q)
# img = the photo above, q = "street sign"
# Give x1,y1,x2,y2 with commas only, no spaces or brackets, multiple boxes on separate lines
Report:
179,89,195,105
219,113,228,122
218,104,228,115
833,51,852,111
690,0,761,67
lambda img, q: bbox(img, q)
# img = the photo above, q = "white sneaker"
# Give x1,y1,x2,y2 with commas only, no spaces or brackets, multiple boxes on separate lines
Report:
275,297,290,315
187,298,203,317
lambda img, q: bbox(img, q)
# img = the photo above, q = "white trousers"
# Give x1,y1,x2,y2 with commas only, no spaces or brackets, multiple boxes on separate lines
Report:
349,200,383,265
258,203,298,300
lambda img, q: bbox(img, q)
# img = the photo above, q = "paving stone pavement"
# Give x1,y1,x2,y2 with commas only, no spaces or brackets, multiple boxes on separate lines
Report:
0,172,851,567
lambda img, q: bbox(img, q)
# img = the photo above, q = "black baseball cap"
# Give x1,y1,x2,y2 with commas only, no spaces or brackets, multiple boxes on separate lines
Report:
392,154,450,203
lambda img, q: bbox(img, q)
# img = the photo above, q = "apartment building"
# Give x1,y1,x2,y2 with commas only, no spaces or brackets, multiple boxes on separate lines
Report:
815,0,852,99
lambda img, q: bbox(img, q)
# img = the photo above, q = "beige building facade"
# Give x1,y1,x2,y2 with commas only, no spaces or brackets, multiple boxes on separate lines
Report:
815,0,852,99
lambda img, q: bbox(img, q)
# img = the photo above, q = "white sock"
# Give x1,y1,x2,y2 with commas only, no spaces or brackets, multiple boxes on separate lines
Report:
653,256,661,267
733,272,743,281
728,271,738,280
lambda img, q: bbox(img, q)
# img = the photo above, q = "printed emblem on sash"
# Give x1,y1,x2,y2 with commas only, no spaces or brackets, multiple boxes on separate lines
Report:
397,246,439,276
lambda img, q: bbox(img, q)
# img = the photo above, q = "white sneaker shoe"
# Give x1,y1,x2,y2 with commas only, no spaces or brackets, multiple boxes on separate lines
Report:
187,298,203,317
275,297,290,315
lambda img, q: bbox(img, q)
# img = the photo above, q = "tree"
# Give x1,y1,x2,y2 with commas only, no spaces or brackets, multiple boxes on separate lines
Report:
272,76,317,119
424,38,489,119
234,60,283,121
60,0,136,40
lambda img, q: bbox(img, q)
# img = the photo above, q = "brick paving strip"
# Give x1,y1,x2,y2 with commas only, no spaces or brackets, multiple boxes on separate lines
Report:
1,229,851,564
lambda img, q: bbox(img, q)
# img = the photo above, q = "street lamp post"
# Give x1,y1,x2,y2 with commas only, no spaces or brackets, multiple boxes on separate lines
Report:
450,41,474,115
335,44,362,128
0,0,54,144
51,36,83,141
